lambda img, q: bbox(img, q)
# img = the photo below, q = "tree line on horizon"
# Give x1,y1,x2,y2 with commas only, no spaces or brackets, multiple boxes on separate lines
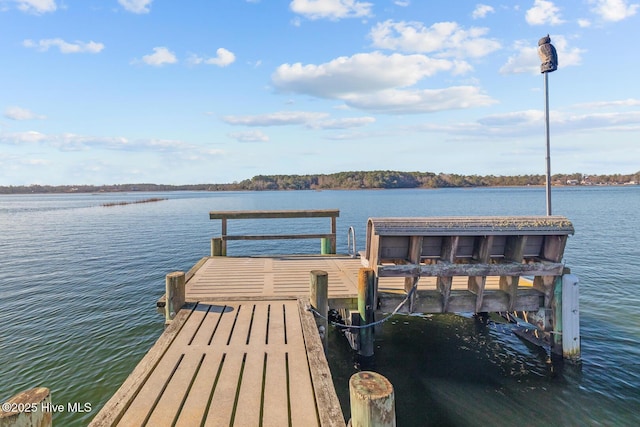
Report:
1,170,638,194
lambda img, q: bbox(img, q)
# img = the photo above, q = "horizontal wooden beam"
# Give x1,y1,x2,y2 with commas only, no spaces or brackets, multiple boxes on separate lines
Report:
223,233,335,241
367,216,574,236
377,289,544,314
377,261,564,277
210,209,340,220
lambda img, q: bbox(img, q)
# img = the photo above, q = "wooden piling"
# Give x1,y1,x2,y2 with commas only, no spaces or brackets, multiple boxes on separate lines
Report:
0,387,52,427
562,273,580,362
310,270,329,350
349,371,395,427
211,237,225,256
164,271,185,324
357,268,376,358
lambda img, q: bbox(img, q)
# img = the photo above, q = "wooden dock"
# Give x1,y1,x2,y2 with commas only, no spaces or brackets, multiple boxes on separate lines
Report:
90,298,344,426
88,209,580,427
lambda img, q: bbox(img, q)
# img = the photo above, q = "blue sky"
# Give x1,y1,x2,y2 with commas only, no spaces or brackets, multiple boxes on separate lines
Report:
1,0,639,185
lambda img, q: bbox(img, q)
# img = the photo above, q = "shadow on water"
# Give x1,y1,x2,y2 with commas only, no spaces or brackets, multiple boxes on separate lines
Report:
327,313,633,427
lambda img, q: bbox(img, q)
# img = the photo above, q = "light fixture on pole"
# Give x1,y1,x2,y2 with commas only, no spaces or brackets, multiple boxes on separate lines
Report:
538,34,558,216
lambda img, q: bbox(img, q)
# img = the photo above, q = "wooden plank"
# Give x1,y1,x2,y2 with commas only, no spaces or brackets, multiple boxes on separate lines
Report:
262,303,289,426
377,261,564,277
210,209,340,219
233,350,265,426
366,216,574,236
286,300,320,426
468,235,493,312
298,298,346,427
377,289,544,314
263,351,289,426
223,233,334,241
173,352,225,427
437,236,458,312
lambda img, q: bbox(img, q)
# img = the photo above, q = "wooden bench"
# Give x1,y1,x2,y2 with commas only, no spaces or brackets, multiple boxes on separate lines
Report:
209,209,339,255
361,216,574,313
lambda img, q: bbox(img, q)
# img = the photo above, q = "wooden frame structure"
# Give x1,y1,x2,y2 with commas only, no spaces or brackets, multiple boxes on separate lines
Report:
210,209,339,255
358,216,579,359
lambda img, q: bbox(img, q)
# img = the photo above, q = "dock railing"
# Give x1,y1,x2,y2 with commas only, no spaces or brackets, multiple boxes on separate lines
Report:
209,209,339,255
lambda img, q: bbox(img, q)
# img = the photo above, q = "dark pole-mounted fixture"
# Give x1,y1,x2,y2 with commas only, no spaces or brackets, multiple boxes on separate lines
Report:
538,35,558,215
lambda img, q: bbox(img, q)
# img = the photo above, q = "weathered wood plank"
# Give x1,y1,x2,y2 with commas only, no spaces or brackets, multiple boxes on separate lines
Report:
298,298,347,427
377,289,544,314
287,301,321,426
223,233,334,241
377,261,564,277
367,216,574,236
210,209,339,219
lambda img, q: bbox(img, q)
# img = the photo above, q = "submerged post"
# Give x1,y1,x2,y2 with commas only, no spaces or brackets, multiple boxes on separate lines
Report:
0,387,52,427
165,271,185,324
310,270,329,350
349,371,395,427
357,268,376,359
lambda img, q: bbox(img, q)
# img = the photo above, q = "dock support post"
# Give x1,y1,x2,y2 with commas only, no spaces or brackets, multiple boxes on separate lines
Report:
349,371,395,427
357,268,376,359
0,387,52,427
562,274,580,362
165,271,185,324
211,237,225,256
321,238,332,255
310,270,329,351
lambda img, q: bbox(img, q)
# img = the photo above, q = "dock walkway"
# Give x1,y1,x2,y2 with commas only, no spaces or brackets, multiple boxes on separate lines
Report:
90,297,344,426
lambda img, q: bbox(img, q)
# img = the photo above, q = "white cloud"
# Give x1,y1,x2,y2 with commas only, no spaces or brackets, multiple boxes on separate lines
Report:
13,0,56,14
23,38,104,54
289,0,373,20
0,130,47,143
525,0,565,25
500,36,584,74
342,86,497,114
394,1,410,6
472,4,495,19
189,48,236,67
589,0,639,21
369,20,501,59
3,106,46,120
228,131,270,142
572,98,640,109
140,47,177,66
223,111,329,126
0,131,224,158
272,52,459,99
119,0,153,14
271,52,494,114
311,116,375,129
578,18,592,27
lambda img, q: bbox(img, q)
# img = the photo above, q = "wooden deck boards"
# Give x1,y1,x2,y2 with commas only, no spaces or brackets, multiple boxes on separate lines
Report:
184,255,506,303
185,256,362,301
90,300,345,427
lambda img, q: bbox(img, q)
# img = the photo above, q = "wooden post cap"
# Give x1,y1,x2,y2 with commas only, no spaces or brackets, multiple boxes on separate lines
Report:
0,387,52,427
349,372,395,427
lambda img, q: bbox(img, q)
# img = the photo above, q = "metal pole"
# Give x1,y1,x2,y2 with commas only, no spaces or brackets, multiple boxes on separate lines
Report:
544,71,552,216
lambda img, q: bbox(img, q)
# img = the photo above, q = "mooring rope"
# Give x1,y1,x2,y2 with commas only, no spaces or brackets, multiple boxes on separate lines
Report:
306,279,419,330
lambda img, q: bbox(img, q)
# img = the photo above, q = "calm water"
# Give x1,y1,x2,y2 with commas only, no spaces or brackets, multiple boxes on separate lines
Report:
1,187,639,426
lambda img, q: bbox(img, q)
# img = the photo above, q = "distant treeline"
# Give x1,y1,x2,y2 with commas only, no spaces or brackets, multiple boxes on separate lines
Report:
1,170,638,194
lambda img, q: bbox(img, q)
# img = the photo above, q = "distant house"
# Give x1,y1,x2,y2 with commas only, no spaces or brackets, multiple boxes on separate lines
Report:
566,179,579,185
